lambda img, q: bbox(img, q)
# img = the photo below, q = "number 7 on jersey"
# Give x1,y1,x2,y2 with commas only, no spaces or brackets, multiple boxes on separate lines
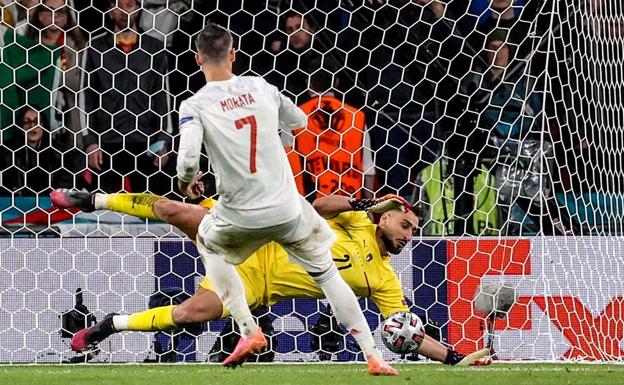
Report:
234,115,257,174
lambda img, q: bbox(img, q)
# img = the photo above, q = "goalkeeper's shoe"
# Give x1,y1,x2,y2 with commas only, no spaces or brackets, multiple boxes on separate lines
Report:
456,348,493,366
70,313,117,352
222,328,268,368
51,189,96,212
367,354,399,376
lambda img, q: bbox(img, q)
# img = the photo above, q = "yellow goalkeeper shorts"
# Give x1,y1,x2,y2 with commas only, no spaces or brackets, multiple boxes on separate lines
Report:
198,242,324,317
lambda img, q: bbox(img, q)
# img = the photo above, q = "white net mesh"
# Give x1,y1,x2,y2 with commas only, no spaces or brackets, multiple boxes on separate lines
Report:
0,0,623,363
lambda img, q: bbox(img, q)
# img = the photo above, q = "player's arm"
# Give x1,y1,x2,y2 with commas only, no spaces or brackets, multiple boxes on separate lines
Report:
275,87,307,131
362,127,375,199
312,195,354,219
313,194,412,219
176,101,204,199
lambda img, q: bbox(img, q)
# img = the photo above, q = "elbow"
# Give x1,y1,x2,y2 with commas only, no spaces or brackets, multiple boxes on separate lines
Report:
312,197,329,218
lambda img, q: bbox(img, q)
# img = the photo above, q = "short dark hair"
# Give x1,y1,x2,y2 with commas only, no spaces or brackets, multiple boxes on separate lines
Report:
195,22,233,64
283,10,317,31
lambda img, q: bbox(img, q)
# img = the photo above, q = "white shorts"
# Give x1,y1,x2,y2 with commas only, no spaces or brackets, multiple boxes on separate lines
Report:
197,196,337,273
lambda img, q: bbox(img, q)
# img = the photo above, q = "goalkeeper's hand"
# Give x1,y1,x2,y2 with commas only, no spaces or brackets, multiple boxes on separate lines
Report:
349,194,411,214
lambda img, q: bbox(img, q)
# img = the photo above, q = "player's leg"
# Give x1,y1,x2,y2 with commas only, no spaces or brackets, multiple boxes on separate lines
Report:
277,200,397,376
149,198,209,239
173,261,264,325
50,189,210,239
195,215,267,366
71,256,266,353
70,288,223,352
309,262,397,375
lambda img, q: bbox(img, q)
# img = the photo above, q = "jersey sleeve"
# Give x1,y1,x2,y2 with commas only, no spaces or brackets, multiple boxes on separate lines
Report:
272,85,307,131
176,100,204,183
362,127,375,176
370,272,408,318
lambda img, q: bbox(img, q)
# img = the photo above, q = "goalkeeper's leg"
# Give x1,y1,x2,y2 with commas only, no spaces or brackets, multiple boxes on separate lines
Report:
280,200,397,376
50,189,209,239
70,288,223,352
194,219,267,367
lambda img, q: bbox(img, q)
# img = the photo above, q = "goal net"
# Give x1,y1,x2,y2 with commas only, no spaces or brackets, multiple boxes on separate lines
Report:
0,0,623,363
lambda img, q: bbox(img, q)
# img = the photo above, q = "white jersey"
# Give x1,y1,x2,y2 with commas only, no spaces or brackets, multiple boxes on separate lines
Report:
177,75,307,228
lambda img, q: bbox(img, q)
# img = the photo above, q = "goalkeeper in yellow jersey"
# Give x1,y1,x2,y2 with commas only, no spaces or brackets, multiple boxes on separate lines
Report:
51,188,490,366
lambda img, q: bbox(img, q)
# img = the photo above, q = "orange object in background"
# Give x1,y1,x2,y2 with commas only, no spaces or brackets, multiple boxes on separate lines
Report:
288,95,369,200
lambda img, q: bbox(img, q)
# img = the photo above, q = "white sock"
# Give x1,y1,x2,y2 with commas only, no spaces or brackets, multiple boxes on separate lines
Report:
112,315,129,331
196,242,257,338
312,261,378,359
94,193,108,210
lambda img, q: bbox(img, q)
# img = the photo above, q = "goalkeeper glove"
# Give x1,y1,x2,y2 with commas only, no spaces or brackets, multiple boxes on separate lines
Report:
349,194,411,214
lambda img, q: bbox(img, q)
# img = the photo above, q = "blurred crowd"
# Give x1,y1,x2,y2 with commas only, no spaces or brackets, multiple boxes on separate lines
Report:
0,0,621,235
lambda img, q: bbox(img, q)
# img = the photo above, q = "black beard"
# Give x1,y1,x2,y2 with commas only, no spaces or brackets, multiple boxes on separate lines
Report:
381,232,403,255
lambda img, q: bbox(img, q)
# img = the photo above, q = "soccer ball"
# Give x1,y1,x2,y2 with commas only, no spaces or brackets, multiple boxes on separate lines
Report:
381,311,425,354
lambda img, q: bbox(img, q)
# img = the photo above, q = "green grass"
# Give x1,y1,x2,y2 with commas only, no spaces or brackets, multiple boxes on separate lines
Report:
1,363,623,385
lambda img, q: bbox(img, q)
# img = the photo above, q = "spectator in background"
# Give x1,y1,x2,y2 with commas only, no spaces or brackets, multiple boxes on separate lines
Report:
352,0,454,199
80,0,174,195
462,29,542,140
263,11,323,103
463,0,534,57
470,0,526,30
461,29,549,234
138,0,191,48
0,106,73,196
1,0,38,32
23,0,87,150
287,66,375,201
1,0,14,27
0,1,62,142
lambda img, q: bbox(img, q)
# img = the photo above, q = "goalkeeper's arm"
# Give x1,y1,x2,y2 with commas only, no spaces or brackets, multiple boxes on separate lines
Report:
312,194,411,219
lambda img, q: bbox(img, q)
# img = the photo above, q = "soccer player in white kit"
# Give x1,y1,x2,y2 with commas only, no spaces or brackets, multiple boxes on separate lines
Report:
175,23,398,375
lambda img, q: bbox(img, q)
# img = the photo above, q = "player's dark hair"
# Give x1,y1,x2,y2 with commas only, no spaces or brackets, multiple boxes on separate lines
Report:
282,10,317,32
195,22,233,64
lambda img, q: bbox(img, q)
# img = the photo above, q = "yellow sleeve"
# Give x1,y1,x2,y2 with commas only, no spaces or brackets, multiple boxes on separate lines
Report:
370,269,408,319
328,211,370,228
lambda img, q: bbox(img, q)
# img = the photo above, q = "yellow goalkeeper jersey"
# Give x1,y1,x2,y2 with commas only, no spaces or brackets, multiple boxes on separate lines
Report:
199,210,407,318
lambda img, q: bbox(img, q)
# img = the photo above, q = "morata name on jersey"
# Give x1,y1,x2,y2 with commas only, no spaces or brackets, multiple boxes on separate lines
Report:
220,93,256,112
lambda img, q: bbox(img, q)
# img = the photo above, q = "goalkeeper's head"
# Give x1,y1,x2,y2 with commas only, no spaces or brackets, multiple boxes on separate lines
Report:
377,205,419,255
195,21,235,67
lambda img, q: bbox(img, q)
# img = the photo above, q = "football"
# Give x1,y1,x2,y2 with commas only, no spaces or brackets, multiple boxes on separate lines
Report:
381,311,425,354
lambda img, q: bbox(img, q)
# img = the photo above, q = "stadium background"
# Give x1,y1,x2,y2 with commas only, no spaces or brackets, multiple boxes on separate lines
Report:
0,0,623,364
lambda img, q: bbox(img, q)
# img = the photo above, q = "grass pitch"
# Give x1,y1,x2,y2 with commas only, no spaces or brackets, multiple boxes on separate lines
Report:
1,363,622,385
